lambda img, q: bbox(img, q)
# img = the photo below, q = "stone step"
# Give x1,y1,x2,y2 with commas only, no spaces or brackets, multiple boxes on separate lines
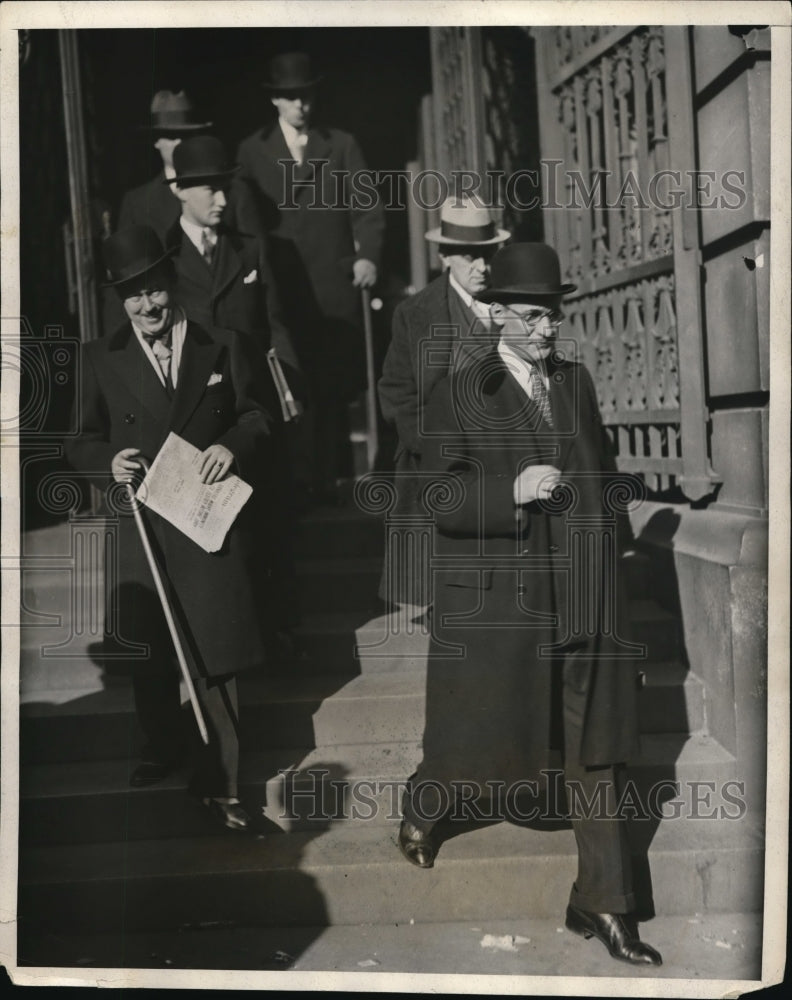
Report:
17,806,764,935
20,656,704,765
20,731,740,844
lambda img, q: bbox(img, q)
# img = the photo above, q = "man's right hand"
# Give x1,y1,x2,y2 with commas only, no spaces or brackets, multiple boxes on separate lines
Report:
513,464,563,505
111,447,143,483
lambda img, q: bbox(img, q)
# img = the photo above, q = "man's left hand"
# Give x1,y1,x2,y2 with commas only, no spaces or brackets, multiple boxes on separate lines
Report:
198,444,235,484
352,258,377,288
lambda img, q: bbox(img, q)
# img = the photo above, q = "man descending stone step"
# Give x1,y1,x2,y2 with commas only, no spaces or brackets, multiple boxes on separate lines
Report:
397,242,662,967
66,225,273,832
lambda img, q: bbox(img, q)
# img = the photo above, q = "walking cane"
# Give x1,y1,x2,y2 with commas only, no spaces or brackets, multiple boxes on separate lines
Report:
361,287,379,471
126,460,210,745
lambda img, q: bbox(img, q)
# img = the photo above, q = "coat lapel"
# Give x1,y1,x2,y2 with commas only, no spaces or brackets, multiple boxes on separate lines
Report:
167,323,223,438
106,323,173,425
211,230,243,302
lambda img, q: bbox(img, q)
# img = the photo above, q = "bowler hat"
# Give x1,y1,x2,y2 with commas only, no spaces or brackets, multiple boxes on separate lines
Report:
102,225,174,287
476,243,577,302
143,90,212,133
170,136,239,186
264,52,322,91
425,197,510,247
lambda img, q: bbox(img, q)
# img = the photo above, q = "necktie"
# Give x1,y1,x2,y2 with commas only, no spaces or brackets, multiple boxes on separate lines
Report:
529,364,553,427
291,132,308,164
145,333,173,395
201,228,215,267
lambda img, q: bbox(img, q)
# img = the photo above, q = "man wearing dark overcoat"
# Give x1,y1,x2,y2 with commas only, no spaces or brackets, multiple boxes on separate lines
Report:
397,243,662,966
377,197,509,608
167,134,303,638
66,225,272,832
237,52,385,504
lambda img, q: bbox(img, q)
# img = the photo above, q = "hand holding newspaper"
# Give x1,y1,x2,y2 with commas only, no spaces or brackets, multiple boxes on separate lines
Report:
136,432,253,553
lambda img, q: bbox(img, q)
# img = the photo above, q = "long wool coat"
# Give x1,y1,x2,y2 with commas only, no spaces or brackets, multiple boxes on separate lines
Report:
377,274,496,605
236,123,385,397
65,320,272,679
418,350,641,790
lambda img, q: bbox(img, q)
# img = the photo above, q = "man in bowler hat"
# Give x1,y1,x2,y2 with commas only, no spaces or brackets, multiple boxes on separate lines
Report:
397,242,662,966
66,225,272,832
377,196,509,609
237,52,385,505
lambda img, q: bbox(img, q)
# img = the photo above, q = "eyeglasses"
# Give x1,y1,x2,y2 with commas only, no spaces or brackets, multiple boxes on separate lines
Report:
125,288,169,307
499,305,565,328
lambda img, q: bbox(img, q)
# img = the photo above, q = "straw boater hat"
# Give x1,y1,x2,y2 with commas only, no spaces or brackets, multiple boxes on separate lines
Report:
263,52,323,91
143,90,213,133
475,243,577,303
102,226,174,288
169,136,239,186
425,197,510,247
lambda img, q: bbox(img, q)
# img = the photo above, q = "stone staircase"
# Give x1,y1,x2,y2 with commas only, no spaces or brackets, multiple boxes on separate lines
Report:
16,504,764,963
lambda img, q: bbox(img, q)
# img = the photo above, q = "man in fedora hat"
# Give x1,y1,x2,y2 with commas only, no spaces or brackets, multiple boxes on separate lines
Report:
65,225,273,832
377,196,510,609
166,133,303,647
117,90,261,243
396,242,662,967
237,51,385,505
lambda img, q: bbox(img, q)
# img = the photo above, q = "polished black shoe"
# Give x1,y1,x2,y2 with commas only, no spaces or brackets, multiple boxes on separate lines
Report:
565,905,662,966
202,797,253,832
397,818,436,868
129,760,172,788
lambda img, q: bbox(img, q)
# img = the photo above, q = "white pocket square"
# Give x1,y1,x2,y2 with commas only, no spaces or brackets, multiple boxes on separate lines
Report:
207,372,223,387
243,269,258,284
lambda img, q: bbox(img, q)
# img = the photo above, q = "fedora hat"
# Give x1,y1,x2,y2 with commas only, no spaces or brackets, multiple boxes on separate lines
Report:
102,225,174,287
264,52,322,91
169,135,239,186
425,197,510,247
476,243,577,302
143,90,213,133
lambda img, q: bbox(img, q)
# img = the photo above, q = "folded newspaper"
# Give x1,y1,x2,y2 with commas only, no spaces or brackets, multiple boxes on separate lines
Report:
136,432,253,553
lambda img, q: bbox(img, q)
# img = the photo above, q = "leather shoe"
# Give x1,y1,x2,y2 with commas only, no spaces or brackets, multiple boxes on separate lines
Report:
202,798,253,832
398,818,436,869
129,760,172,787
565,905,662,966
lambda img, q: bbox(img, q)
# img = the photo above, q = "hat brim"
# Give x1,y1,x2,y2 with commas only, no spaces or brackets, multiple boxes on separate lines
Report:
477,283,577,302
137,121,214,133
425,228,510,247
167,165,240,186
102,245,178,288
263,76,323,90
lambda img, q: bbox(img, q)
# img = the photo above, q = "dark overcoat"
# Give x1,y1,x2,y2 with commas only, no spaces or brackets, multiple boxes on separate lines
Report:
236,123,385,396
65,320,272,679
164,218,301,382
418,351,641,791
377,274,495,604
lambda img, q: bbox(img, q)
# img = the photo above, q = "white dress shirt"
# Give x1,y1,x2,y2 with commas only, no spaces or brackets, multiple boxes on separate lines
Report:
180,215,217,258
132,307,187,389
497,339,550,399
448,272,494,324
279,118,309,162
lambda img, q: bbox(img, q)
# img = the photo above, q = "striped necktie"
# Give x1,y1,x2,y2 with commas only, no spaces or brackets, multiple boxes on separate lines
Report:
529,364,553,427
144,333,174,396
201,228,215,267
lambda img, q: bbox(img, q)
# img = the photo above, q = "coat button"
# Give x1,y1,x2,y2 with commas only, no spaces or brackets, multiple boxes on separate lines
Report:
212,407,222,416
124,413,135,424
521,548,530,555
549,544,559,553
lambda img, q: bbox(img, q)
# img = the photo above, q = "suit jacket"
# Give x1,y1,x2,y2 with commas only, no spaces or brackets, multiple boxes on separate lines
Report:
65,320,272,677
237,122,385,391
418,350,640,783
165,218,301,387
376,274,496,603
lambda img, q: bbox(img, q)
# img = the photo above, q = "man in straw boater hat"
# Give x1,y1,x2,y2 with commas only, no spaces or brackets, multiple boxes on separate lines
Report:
118,90,261,242
165,133,303,649
65,225,272,832
396,242,663,967
237,52,385,507
377,195,510,610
